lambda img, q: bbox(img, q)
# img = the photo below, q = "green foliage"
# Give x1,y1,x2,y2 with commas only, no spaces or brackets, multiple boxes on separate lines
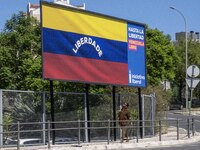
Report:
173,39,200,100
0,11,49,91
142,84,172,119
3,113,13,140
130,109,138,120
3,113,13,126
188,41,200,99
146,28,179,86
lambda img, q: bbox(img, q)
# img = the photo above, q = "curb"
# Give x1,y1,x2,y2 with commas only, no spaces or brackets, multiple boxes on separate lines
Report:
2,134,200,150
47,136,200,150
2,136,200,150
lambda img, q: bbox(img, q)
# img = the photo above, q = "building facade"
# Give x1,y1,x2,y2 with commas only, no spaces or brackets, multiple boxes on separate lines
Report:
27,0,85,20
176,31,200,42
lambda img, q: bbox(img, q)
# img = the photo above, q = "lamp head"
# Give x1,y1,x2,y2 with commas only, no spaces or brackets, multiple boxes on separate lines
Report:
170,6,175,10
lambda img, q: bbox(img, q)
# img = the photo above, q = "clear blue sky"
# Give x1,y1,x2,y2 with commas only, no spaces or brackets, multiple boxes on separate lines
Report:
0,0,200,40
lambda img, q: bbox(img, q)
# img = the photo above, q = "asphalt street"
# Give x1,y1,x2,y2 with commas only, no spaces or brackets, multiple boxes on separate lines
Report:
122,142,200,150
167,110,200,132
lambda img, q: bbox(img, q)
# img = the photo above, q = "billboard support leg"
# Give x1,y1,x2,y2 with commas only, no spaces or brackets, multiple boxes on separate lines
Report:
50,80,55,144
138,88,143,138
112,86,117,141
85,84,90,142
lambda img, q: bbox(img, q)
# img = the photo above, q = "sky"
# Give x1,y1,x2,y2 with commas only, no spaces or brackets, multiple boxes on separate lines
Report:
0,0,200,40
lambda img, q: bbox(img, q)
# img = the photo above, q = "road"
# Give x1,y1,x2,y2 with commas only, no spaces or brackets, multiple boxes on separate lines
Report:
117,110,200,150
118,142,200,150
110,110,200,150
167,110,200,132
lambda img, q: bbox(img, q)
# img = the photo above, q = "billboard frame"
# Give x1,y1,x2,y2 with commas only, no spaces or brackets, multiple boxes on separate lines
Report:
41,1,147,88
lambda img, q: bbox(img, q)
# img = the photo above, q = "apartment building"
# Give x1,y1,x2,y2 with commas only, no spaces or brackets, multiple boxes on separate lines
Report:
176,31,200,42
27,0,85,20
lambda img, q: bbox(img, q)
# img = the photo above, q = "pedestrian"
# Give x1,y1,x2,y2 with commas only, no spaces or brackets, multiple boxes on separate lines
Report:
118,102,130,143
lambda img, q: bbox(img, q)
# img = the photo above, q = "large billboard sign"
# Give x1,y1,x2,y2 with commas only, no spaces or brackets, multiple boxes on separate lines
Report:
41,2,147,87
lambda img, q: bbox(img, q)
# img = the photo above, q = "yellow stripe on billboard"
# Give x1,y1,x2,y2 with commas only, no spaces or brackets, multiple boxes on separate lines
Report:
42,4,127,42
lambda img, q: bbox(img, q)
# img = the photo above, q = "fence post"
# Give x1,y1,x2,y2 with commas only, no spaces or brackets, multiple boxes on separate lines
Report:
17,121,20,150
107,120,110,144
177,119,179,140
187,117,190,138
192,118,195,136
42,92,46,145
159,120,162,141
151,95,155,136
47,120,51,149
136,120,139,143
78,120,81,145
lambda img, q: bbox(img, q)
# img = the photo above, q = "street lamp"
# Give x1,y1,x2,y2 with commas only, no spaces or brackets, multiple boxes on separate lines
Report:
170,6,188,112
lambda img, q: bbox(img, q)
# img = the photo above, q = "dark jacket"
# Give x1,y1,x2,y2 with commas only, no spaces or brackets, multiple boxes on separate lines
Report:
118,106,130,126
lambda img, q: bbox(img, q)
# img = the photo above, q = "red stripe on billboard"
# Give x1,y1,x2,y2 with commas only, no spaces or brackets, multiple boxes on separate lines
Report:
43,53,128,85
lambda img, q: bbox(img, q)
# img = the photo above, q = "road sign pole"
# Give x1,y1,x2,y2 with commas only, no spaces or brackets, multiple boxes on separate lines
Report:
187,65,200,115
189,88,193,116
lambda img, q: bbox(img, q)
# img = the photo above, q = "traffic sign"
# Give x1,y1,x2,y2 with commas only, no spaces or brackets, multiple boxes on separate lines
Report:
186,78,200,89
187,65,200,77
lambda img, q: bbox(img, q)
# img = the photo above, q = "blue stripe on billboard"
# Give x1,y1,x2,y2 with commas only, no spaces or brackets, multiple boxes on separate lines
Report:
127,23,146,87
42,28,127,63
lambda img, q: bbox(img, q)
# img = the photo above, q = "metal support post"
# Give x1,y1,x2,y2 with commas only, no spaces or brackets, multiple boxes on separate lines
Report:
107,119,110,144
42,92,46,144
177,119,179,140
85,84,90,142
187,117,190,138
138,88,143,138
50,81,55,144
159,120,162,141
17,121,20,150
192,118,195,136
78,120,81,145
47,120,51,149
136,120,139,143
151,95,155,136
112,86,116,141
84,93,88,142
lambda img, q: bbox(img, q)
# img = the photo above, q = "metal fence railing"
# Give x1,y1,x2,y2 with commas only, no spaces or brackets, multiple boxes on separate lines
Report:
0,118,197,150
0,89,156,143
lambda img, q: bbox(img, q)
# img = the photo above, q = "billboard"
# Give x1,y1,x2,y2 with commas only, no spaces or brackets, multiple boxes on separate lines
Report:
41,2,147,87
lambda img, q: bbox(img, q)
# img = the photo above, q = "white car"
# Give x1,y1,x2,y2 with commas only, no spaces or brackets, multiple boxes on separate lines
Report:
5,138,42,145
46,137,77,145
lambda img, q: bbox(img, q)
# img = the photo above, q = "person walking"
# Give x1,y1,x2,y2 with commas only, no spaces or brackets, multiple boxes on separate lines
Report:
118,103,130,143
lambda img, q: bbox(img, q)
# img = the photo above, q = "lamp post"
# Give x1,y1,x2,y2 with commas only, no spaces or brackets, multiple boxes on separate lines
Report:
170,6,188,112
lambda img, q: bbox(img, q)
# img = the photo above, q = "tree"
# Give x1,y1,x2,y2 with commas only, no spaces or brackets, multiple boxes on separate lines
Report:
173,38,200,101
187,41,200,100
188,40,200,101
146,28,179,86
0,11,49,91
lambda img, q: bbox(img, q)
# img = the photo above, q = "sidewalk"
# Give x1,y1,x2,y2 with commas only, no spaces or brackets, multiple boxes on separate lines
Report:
1,126,200,150
174,108,200,116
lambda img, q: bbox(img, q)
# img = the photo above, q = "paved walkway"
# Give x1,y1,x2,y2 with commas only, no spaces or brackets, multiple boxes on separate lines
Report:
174,108,200,116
